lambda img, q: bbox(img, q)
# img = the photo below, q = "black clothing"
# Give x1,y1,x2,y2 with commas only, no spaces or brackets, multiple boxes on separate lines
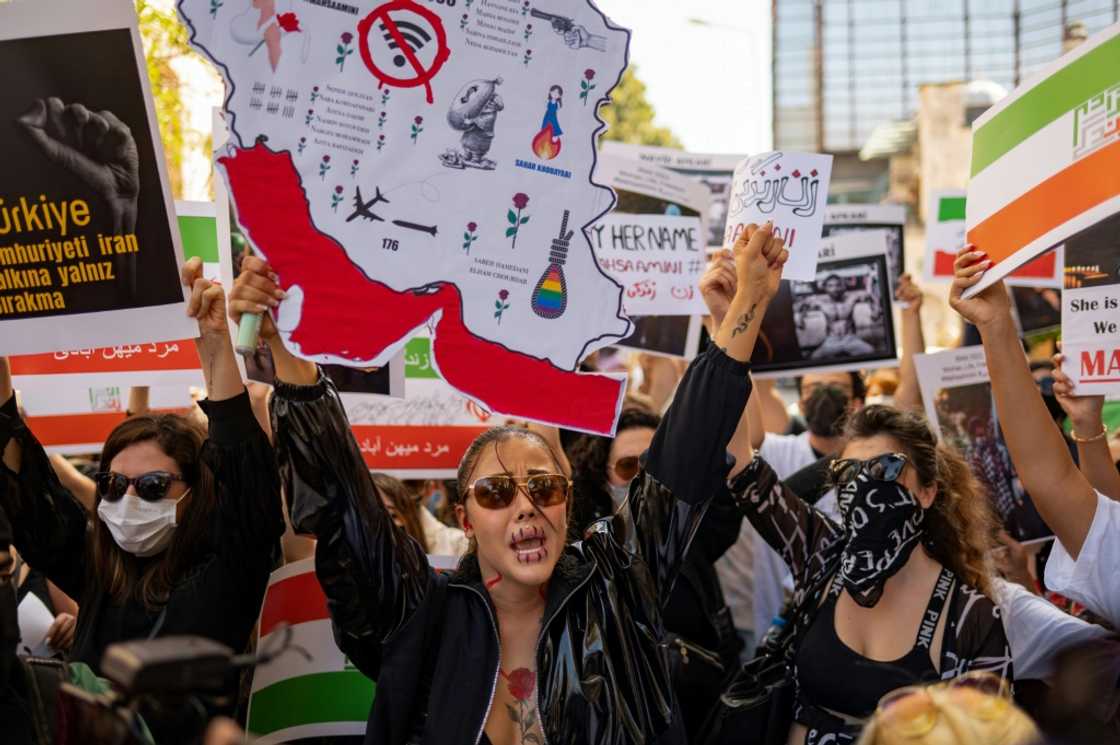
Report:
726,457,1012,744
272,344,752,745
784,455,834,505
0,391,283,674
795,566,952,720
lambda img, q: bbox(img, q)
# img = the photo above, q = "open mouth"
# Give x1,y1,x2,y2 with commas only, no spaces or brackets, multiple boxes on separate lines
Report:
509,525,547,564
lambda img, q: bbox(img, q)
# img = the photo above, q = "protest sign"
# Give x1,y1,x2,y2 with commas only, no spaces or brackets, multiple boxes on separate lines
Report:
179,0,633,436
19,385,195,455
752,231,896,378
1060,212,1120,395
589,214,706,316
345,336,490,478
593,153,708,357
0,0,195,354
1011,286,1062,337
914,346,1052,543
599,143,743,247
724,151,833,282
964,22,1120,298
822,204,906,294
9,200,232,392
925,189,1062,287
248,555,458,743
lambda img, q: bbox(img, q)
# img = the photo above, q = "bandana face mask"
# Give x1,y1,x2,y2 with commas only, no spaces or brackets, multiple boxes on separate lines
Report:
836,471,927,607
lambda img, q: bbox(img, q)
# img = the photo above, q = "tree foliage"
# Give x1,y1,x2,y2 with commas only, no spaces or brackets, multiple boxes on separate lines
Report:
136,0,192,197
601,66,682,148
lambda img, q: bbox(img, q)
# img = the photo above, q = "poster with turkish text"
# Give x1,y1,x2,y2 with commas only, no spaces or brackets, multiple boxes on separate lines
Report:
1060,212,1120,395
10,201,232,392
179,0,632,435
723,151,833,282
914,346,1053,542
964,22,1120,298
0,0,195,354
751,231,896,378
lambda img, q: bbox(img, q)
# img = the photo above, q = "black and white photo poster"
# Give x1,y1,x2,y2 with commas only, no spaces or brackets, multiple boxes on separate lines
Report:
823,204,906,294
0,0,193,353
752,231,897,377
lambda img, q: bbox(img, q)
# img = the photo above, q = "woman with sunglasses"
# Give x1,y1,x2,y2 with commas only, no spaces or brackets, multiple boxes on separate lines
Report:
231,223,788,744
0,260,282,684
725,380,1010,743
567,405,744,739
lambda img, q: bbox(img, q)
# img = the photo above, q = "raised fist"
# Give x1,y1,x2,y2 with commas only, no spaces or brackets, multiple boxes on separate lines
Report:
18,98,141,236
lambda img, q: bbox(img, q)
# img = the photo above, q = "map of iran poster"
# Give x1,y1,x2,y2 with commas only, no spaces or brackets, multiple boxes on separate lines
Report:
178,0,633,434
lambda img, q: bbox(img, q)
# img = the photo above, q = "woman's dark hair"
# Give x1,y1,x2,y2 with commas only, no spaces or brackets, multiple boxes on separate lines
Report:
549,84,563,104
566,408,661,540
371,472,429,553
844,405,997,595
454,427,567,502
92,414,216,610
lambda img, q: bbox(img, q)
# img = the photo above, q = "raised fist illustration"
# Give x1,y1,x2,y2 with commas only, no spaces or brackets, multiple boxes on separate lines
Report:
18,98,141,236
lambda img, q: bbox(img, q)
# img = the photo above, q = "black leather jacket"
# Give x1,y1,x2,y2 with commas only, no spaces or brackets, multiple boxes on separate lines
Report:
271,345,753,745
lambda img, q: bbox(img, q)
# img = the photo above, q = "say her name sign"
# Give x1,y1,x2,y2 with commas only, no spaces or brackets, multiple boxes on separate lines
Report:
590,213,706,316
178,0,634,436
724,151,834,281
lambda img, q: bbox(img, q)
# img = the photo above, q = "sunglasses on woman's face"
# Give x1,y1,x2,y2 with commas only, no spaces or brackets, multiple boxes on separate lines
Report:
829,452,909,487
468,474,570,510
875,671,1011,737
610,455,641,483
95,471,185,503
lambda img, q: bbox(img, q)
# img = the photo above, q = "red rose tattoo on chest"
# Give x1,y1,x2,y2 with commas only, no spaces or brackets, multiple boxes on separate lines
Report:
503,667,542,744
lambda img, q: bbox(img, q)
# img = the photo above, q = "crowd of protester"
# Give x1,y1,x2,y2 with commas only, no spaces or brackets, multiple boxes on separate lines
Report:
0,225,1118,745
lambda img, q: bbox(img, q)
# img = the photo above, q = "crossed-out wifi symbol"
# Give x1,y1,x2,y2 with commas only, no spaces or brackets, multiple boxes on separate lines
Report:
380,19,432,68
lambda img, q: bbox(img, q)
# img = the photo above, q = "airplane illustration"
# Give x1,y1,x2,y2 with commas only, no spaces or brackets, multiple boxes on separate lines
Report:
346,185,390,223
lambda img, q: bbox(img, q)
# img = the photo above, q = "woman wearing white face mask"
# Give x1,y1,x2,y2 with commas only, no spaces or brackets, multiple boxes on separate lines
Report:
0,260,282,687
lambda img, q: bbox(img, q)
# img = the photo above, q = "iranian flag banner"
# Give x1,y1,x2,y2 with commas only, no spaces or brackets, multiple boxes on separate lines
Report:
247,555,458,743
926,190,1062,286
965,22,1120,297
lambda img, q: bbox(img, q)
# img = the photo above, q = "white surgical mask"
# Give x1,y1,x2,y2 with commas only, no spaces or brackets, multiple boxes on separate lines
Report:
97,490,188,558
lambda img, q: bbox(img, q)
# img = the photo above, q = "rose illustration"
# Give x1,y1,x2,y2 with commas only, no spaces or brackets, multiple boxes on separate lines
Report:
310,85,320,104
521,0,530,15
336,30,355,71
277,12,300,32
330,185,344,212
503,667,538,740
524,23,533,40
378,111,387,129
350,158,360,177
507,193,530,248
381,89,391,106
411,115,424,143
376,134,386,151
523,48,533,66
306,108,315,125
319,154,331,179
494,289,511,324
460,13,469,30
297,136,307,154
463,221,479,254
209,0,222,18
580,69,597,105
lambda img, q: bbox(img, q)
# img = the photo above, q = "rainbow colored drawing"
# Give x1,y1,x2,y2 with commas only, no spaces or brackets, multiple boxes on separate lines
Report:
530,210,572,319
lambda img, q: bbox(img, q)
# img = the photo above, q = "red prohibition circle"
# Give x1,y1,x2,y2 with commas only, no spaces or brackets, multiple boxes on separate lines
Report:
357,0,450,104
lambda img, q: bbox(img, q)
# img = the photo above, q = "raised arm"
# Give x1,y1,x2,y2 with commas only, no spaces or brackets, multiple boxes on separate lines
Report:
231,255,431,675
0,358,88,600
1051,352,1120,501
893,273,926,413
949,247,1097,557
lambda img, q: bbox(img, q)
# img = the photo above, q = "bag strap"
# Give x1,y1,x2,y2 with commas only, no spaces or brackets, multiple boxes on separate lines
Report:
913,567,955,650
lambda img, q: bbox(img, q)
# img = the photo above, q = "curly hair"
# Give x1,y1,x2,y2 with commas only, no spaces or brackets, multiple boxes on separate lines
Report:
566,408,661,540
844,405,997,596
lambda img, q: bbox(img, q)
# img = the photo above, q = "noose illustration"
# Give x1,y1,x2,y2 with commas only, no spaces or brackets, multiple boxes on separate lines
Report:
530,209,572,319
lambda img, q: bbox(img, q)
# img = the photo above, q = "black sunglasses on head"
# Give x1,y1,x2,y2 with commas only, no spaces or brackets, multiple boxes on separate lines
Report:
829,452,909,487
468,474,570,510
94,471,185,503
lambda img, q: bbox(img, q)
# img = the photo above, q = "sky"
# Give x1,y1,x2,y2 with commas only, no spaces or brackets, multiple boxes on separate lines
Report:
594,0,772,156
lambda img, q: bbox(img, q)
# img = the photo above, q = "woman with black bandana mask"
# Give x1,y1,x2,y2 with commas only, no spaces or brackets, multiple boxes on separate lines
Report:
723,398,1011,744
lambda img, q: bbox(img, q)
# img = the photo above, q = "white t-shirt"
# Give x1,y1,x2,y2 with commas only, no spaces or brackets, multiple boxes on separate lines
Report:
993,577,1112,681
1044,490,1120,629
420,505,470,558
717,432,817,634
